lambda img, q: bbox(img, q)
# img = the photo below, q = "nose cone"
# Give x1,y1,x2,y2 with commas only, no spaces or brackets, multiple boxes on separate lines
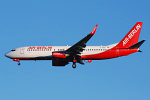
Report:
5,52,11,58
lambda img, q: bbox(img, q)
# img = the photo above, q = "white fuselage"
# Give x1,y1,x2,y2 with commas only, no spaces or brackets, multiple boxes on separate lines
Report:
6,43,117,59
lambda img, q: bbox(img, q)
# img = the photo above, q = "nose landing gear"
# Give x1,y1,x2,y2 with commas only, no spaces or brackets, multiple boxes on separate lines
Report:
13,59,20,66
18,62,20,65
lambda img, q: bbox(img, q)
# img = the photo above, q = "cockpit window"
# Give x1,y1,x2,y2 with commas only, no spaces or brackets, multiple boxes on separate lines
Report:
11,49,16,51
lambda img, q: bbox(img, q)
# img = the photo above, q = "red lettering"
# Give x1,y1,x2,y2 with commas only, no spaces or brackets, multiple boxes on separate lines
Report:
28,46,52,49
48,47,52,49
28,47,32,49
37,47,41,49
28,47,35,49
41,47,46,49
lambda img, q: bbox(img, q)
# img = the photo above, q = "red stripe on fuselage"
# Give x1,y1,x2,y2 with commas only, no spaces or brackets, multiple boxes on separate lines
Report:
81,49,138,60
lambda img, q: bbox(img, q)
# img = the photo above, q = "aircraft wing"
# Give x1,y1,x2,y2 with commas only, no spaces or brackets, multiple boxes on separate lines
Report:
66,24,98,56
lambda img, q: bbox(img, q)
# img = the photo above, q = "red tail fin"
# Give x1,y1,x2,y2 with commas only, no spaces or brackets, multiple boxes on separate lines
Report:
115,22,143,48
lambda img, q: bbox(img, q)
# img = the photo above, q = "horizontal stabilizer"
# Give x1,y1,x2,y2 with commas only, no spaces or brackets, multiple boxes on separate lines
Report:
128,40,145,49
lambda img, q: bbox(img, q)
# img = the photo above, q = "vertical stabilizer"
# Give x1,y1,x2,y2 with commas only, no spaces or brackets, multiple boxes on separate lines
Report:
115,22,143,48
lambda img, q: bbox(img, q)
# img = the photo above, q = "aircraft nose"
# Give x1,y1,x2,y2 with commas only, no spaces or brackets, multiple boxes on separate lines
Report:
5,53,10,58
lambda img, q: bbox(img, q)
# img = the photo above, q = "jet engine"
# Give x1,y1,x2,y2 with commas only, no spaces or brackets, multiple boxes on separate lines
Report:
52,52,66,58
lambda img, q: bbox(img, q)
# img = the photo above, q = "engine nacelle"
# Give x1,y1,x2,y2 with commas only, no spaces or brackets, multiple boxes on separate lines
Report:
52,52,66,58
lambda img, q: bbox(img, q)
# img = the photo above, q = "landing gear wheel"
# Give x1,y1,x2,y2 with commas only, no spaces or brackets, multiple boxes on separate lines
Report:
18,62,20,66
72,57,77,68
72,63,76,68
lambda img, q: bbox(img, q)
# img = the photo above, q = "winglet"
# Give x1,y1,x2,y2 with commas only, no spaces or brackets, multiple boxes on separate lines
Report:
90,24,98,35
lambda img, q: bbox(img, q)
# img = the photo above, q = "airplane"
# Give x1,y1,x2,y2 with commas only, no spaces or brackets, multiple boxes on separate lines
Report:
5,22,145,68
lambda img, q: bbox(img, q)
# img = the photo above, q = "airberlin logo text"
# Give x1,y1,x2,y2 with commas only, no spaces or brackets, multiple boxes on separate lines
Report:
28,46,52,49
123,24,141,46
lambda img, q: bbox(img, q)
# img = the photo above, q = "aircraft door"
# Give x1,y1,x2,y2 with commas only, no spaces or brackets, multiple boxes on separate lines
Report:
20,48,24,54
116,47,119,54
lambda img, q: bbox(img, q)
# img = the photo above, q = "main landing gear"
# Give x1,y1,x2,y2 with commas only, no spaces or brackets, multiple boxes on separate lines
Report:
72,58,76,68
72,62,76,68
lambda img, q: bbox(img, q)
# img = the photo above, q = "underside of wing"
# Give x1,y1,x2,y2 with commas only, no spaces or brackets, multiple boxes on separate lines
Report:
66,24,98,57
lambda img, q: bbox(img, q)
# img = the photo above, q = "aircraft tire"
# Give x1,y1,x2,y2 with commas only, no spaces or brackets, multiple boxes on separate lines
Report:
72,63,76,68
18,62,20,66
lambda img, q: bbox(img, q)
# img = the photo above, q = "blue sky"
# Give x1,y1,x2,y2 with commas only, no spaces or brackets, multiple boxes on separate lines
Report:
0,0,150,100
